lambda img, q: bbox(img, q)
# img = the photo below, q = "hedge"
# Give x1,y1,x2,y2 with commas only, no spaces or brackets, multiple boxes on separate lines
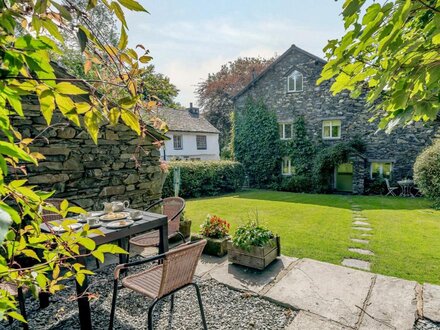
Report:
414,140,440,208
162,161,245,198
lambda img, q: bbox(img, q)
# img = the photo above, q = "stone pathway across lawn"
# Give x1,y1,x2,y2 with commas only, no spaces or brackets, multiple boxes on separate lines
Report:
341,202,374,271
197,255,440,329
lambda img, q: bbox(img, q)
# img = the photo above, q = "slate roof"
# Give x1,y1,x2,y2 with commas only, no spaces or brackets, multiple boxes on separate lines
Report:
156,107,220,134
233,44,326,100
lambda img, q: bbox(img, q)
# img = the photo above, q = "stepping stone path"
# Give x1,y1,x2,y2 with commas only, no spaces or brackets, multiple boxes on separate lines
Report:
342,201,375,271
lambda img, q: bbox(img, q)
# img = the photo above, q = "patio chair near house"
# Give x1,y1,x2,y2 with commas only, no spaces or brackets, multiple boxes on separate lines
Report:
385,179,398,196
109,239,208,330
129,197,186,250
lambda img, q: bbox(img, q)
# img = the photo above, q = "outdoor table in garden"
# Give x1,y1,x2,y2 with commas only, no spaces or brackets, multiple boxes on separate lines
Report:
398,179,415,197
41,209,168,330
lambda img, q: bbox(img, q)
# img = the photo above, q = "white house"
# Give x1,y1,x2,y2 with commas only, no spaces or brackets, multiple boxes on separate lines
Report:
158,104,220,161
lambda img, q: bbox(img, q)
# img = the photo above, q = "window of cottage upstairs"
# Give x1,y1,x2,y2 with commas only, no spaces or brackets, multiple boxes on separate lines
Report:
287,70,303,92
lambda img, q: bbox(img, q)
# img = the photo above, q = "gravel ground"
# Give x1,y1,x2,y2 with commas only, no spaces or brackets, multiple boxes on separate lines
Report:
415,319,440,330
1,260,296,330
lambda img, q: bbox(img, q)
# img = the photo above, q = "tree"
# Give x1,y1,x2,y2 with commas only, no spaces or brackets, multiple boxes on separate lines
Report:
414,140,440,208
0,0,155,322
197,57,275,151
318,0,440,132
232,98,281,187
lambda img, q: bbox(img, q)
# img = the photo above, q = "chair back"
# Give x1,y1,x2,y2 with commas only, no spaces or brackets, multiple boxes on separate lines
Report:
41,198,64,222
385,178,391,189
158,239,206,297
163,197,185,235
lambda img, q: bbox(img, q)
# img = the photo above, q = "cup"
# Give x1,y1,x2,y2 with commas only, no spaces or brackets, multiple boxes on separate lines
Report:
79,212,91,223
87,217,99,226
130,210,142,219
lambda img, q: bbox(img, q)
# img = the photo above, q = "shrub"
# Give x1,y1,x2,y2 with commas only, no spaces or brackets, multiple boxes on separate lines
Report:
232,98,281,187
200,215,230,238
364,177,387,195
232,221,275,251
279,175,314,193
162,160,244,198
414,141,440,207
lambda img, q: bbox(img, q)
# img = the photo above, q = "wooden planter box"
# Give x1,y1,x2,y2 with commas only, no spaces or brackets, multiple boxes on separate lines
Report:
179,220,192,239
227,236,280,270
192,234,229,257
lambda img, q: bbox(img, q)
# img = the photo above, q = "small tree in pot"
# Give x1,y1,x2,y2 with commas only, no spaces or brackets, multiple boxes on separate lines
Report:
193,215,230,257
179,211,192,239
228,221,280,270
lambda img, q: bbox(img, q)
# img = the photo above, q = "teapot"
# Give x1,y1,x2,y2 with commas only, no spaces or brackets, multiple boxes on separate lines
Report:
103,200,130,213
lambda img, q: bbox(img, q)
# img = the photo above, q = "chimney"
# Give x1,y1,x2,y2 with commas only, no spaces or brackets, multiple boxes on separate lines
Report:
188,102,199,117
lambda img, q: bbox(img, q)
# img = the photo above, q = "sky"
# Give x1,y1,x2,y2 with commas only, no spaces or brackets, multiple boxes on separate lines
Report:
124,1,348,107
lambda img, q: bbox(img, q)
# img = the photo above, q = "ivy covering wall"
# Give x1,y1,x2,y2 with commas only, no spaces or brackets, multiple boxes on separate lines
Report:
232,98,281,187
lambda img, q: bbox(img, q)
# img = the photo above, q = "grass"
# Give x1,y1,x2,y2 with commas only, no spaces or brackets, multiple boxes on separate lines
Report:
185,189,440,285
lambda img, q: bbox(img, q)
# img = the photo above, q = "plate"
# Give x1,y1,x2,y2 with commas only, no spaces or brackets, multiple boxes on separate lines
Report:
86,221,102,229
78,211,106,223
50,223,82,233
106,219,134,229
130,215,143,221
100,212,129,222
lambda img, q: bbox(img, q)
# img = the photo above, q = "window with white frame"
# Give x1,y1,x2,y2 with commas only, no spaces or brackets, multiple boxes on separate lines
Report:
279,123,293,140
281,157,292,176
173,135,183,150
322,120,341,139
287,70,303,92
370,162,392,179
196,135,207,150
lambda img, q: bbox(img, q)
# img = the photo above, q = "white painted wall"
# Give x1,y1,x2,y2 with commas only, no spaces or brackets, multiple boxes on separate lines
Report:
161,131,220,161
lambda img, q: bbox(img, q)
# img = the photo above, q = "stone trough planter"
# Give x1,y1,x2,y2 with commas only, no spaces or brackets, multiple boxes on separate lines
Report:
227,236,280,270
192,234,229,257
179,220,192,239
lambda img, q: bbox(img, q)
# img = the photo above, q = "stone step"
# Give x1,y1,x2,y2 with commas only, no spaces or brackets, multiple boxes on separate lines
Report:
348,248,374,256
353,220,370,226
353,227,372,231
351,238,369,244
341,258,371,271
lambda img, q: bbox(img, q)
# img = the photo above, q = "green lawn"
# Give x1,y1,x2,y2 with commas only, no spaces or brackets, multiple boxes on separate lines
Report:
185,190,440,285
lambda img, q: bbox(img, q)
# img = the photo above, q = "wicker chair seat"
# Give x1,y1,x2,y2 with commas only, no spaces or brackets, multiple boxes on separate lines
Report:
122,265,163,299
129,230,160,248
0,282,19,295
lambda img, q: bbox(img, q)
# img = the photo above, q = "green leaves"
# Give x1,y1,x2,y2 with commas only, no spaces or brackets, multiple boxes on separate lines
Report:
121,109,141,135
77,27,88,53
117,0,148,12
55,82,88,95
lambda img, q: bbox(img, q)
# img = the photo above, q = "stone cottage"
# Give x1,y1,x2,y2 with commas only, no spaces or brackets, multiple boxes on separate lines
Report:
11,65,167,210
233,44,439,194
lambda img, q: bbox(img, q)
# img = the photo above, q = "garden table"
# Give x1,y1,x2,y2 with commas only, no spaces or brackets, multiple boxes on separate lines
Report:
41,209,168,330
398,180,415,197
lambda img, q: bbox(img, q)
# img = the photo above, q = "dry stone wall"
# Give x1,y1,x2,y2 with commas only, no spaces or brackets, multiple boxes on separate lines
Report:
11,103,164,210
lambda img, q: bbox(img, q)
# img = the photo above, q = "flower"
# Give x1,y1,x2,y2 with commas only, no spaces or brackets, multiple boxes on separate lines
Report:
200,214,230,239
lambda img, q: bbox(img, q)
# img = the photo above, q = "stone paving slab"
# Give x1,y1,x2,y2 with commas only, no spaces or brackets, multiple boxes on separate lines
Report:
423,283,440,322
195,254,227,278
208,255,297,293
353,226,372,231
359,275,418,330
265,258,374,327
351,238,369,244
353,221,370,226
286,311,352,330
342,258,371,271
348,248,374,256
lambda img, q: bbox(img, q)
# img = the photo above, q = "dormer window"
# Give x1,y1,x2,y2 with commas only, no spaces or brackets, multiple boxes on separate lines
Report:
287,70,303,92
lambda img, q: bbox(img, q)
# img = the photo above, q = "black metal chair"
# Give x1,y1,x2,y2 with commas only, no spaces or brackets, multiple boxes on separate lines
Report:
109,239,208,330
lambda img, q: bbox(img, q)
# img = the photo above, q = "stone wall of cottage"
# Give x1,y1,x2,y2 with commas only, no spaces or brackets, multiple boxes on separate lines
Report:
235,46,440,189
11,103,164,210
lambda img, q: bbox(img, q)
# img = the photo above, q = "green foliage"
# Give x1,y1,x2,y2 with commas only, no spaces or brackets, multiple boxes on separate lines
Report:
414,140,440,208
282,116,316,175
232,221,275,251
162,161,245,198
232,98,281,187
319,0,440,132
279,175,314,193
199,214,230,239
0,0,151,321
364,177,387,195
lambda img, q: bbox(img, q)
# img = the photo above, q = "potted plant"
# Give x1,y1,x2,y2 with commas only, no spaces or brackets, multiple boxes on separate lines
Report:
192,215,230,257
228,221,280,270
179,211,192,239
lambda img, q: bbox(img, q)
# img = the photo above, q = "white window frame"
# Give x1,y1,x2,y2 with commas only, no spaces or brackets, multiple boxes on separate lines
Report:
173,135,183,150
370,162,393,179
287,70,303,92
281,157,292,176
322,120,341,139
279,122,293,140
196,135,207,150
